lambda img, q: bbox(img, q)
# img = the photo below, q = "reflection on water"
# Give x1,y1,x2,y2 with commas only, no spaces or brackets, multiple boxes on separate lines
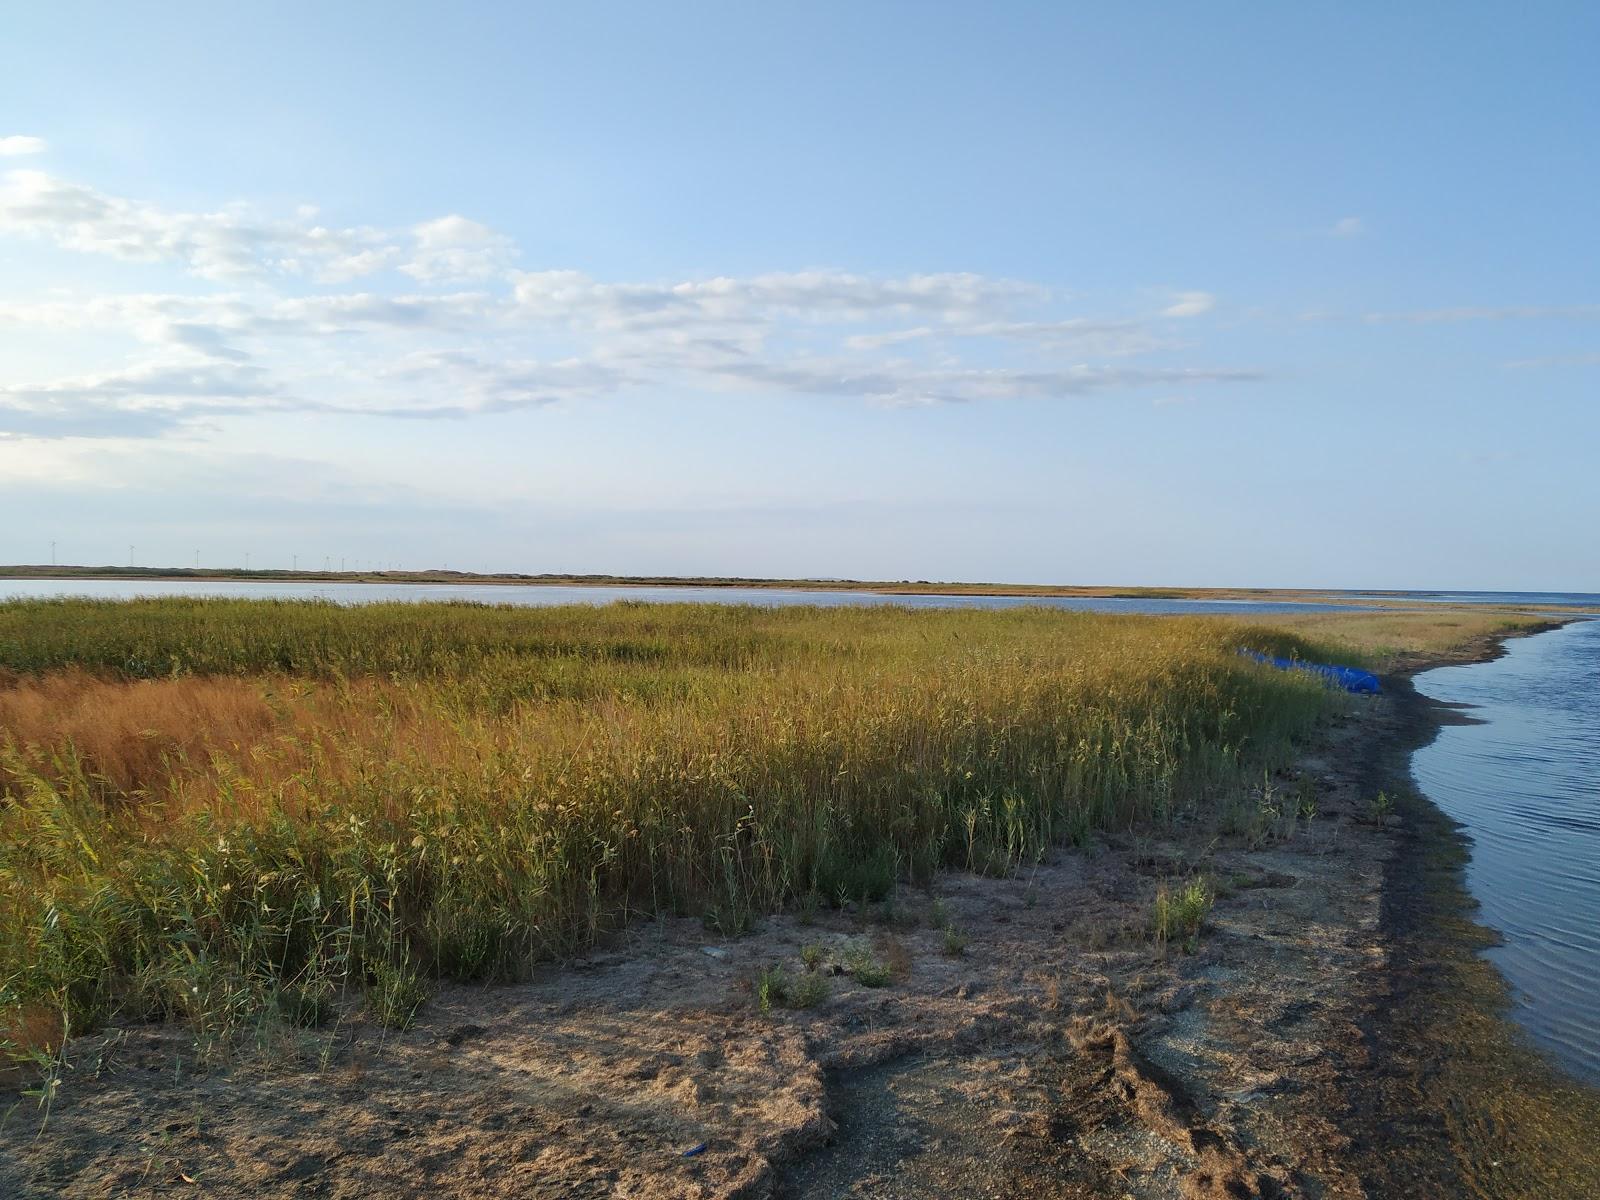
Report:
0,577,1364,616
1413,620,1600,1084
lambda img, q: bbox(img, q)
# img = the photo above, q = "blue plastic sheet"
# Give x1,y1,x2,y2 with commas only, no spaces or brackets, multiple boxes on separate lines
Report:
1240,649,1381,694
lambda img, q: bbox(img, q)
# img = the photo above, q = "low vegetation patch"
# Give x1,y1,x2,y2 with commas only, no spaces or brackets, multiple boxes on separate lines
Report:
755,964,830,1012
843,941,895,987
1152,877,1214,952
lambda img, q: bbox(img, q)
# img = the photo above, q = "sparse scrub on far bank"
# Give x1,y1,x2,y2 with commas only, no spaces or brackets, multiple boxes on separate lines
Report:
0,596,1419,1052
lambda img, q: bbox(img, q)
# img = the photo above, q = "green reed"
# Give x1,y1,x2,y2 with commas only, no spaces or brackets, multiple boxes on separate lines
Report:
0,598,1340,1042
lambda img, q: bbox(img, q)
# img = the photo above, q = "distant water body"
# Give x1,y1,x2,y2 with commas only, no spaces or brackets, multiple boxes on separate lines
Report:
1412,619,1600,1084
1341,590,1600,609
0,577,1368,616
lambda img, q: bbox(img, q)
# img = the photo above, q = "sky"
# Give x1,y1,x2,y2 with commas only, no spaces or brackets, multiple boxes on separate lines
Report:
2,3,1597,589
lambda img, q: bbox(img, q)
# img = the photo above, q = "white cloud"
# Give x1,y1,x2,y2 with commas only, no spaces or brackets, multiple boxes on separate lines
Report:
509,269,1045,329
0,169,401,281
0,135,47,156
368,350,630,416
402,215,518,283
844,318,1168,356
1329,216,1365,237
0,360,280,437
711,359,1261,406
1162,291,1215,318
0,153,1264,440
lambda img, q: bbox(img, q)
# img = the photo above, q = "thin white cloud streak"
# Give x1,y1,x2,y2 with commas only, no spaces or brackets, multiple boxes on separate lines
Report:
1362,304,1600,324
844,318,1170,356
508,269,1048,329
713,360,1262,406
1161,291,1215,318
1329,216,1364,237
1504,352,1600,369
0,136,47,156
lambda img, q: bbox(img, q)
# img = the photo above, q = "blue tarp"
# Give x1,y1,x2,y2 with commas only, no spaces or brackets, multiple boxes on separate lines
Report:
1240,649,1381,694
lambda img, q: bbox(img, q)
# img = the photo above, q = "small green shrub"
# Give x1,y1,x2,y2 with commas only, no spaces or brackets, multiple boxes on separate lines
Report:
787,971,830,1008
1152,877,1213,953
367,958,428,1030
844,942,892,987
1295,777,1319,820
756,965,790,1014
941,925,970,957
755,963,829,1012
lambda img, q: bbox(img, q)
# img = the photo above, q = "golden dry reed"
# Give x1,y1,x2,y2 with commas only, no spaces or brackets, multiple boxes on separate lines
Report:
1,597,1348,1039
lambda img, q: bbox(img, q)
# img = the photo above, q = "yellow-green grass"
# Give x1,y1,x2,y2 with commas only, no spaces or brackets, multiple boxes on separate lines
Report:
0,598,1525,1047
1223,607,1552,669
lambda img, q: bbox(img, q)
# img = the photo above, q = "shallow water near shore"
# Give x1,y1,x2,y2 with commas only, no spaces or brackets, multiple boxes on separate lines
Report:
1412,619,1600,1084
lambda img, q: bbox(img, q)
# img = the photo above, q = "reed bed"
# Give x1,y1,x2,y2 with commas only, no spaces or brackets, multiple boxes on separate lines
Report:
1,597,1349,1044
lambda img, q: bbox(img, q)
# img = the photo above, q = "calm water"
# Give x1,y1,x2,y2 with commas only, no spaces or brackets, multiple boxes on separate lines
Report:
1412,619,1600,1084
1341,590,1600,609
0,577,1365,616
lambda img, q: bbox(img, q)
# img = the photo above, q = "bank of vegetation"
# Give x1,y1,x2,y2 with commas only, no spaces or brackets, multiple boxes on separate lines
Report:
0,598,1523,1051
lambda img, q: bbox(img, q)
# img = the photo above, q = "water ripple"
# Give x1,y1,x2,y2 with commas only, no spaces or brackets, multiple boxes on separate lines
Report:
1413,619,1600,1086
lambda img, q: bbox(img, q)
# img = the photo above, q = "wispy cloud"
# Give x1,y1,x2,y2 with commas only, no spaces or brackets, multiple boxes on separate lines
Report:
1161,291,1215,318
0,361,280,437
0,153,1265,439
0,169,399,281
712,359,1261,406
1363,304,1600,324
1328,216,1365,237
0,135,47,157
1504,351,1600,370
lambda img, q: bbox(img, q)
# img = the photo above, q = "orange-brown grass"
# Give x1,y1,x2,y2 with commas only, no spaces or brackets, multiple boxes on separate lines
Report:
0,669,283,796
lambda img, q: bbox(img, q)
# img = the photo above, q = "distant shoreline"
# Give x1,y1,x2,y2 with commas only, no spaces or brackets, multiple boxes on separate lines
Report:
0,565,1482,605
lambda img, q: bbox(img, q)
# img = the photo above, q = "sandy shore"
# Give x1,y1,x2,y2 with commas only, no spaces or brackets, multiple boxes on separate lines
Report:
4,625,1597,1198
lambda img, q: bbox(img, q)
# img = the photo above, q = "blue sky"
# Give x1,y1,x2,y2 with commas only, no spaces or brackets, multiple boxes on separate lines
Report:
2,2,1596,588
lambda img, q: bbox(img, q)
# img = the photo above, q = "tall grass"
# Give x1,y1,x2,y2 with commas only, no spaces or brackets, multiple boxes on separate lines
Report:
1,598,1341,1043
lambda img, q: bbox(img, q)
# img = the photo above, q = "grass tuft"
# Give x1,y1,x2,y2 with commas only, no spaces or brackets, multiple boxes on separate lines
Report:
844,941,894,987
1152,877,1214,953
